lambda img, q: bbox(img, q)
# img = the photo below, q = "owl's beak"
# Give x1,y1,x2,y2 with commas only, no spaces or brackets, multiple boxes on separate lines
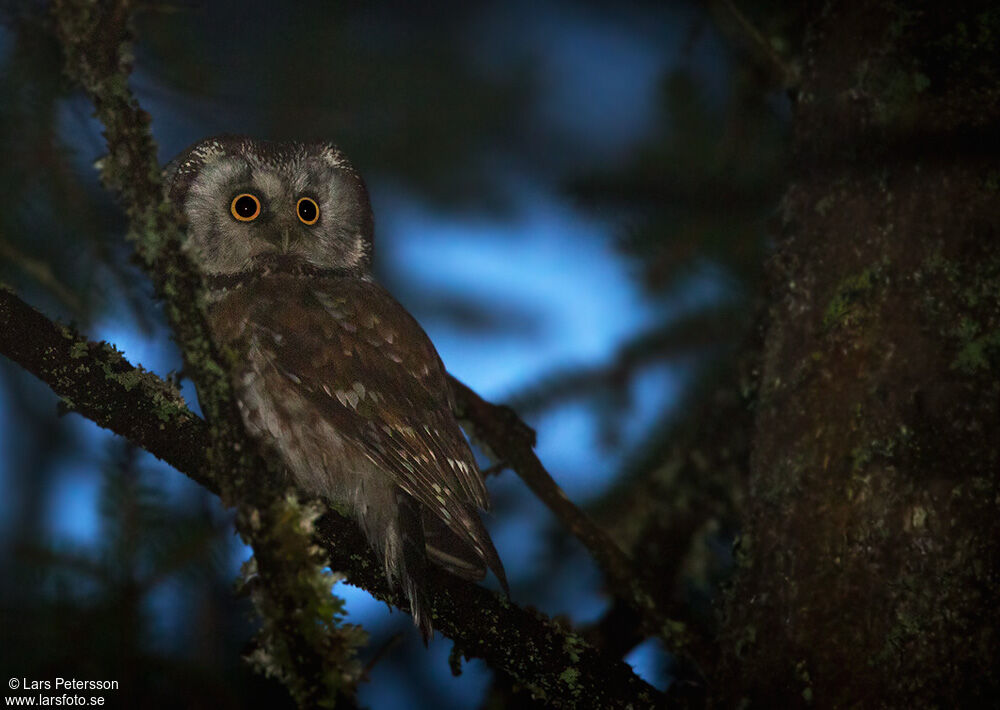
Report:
261,228,297,255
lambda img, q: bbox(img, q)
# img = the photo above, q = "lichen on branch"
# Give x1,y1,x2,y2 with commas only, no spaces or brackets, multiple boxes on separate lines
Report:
51,0,367,704
0,286,663,708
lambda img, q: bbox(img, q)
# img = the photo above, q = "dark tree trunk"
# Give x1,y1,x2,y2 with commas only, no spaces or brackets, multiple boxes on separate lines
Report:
715,2,1000,706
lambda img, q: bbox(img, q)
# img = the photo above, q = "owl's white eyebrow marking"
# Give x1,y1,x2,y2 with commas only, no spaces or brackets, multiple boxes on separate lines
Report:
187,159,247,215
289,166,311,196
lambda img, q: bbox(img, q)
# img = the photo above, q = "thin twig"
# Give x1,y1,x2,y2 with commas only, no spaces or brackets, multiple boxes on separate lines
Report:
712,0,799,88
0,235,86,319
449,376,700,668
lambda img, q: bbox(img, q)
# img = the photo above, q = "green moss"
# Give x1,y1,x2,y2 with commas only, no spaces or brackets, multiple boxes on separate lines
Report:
931,9,1000,77
448,644,465,676
922,247,1000,376
814,194,835,216
951,318,1000,374
733,623,757,658
823,268,878,331
871,69,931,126
242,494,367,706
112,369,143,391
850,427,911,473
795,660,813,704
558,667,581,693
562,633,585,663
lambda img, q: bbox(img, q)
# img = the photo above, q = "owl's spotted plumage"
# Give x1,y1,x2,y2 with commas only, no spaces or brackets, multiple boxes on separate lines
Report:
164,135,507,636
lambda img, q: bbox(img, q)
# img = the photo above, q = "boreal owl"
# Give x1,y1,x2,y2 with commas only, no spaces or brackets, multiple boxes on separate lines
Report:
164,135,507,637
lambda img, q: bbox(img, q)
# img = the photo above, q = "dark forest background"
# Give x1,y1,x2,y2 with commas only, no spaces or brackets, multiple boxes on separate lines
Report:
4,0,996,708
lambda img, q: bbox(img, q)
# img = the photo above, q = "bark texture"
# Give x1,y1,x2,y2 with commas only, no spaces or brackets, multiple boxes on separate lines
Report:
716,2,1000,707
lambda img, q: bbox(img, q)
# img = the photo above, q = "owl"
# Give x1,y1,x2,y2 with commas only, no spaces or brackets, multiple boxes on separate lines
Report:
164,135,507,637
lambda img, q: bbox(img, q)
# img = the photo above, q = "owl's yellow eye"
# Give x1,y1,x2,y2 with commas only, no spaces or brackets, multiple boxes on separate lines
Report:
297,197,320,225
231,193,261,221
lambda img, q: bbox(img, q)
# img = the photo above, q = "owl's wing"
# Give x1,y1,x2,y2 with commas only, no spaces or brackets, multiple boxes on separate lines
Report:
238,276,506,590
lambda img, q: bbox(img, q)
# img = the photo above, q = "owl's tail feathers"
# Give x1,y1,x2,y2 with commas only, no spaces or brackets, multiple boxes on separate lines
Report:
477,521,510,597
423,510,509,597
424,517,485,581
396,491,433,642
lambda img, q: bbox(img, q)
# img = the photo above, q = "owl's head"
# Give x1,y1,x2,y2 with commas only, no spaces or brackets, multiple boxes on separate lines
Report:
164,135,374,278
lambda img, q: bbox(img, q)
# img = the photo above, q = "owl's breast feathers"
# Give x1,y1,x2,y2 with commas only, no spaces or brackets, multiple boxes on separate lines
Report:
209,275,507,591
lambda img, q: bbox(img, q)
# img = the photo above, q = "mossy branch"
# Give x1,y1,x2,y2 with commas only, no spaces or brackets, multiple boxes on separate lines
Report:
52,0,366,705
0,286,664,709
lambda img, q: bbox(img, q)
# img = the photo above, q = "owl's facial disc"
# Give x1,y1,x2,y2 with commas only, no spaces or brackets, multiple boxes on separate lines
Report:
176,138,374,280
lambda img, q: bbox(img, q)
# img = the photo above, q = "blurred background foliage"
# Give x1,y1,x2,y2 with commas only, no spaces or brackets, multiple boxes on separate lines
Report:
0,0,792,707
